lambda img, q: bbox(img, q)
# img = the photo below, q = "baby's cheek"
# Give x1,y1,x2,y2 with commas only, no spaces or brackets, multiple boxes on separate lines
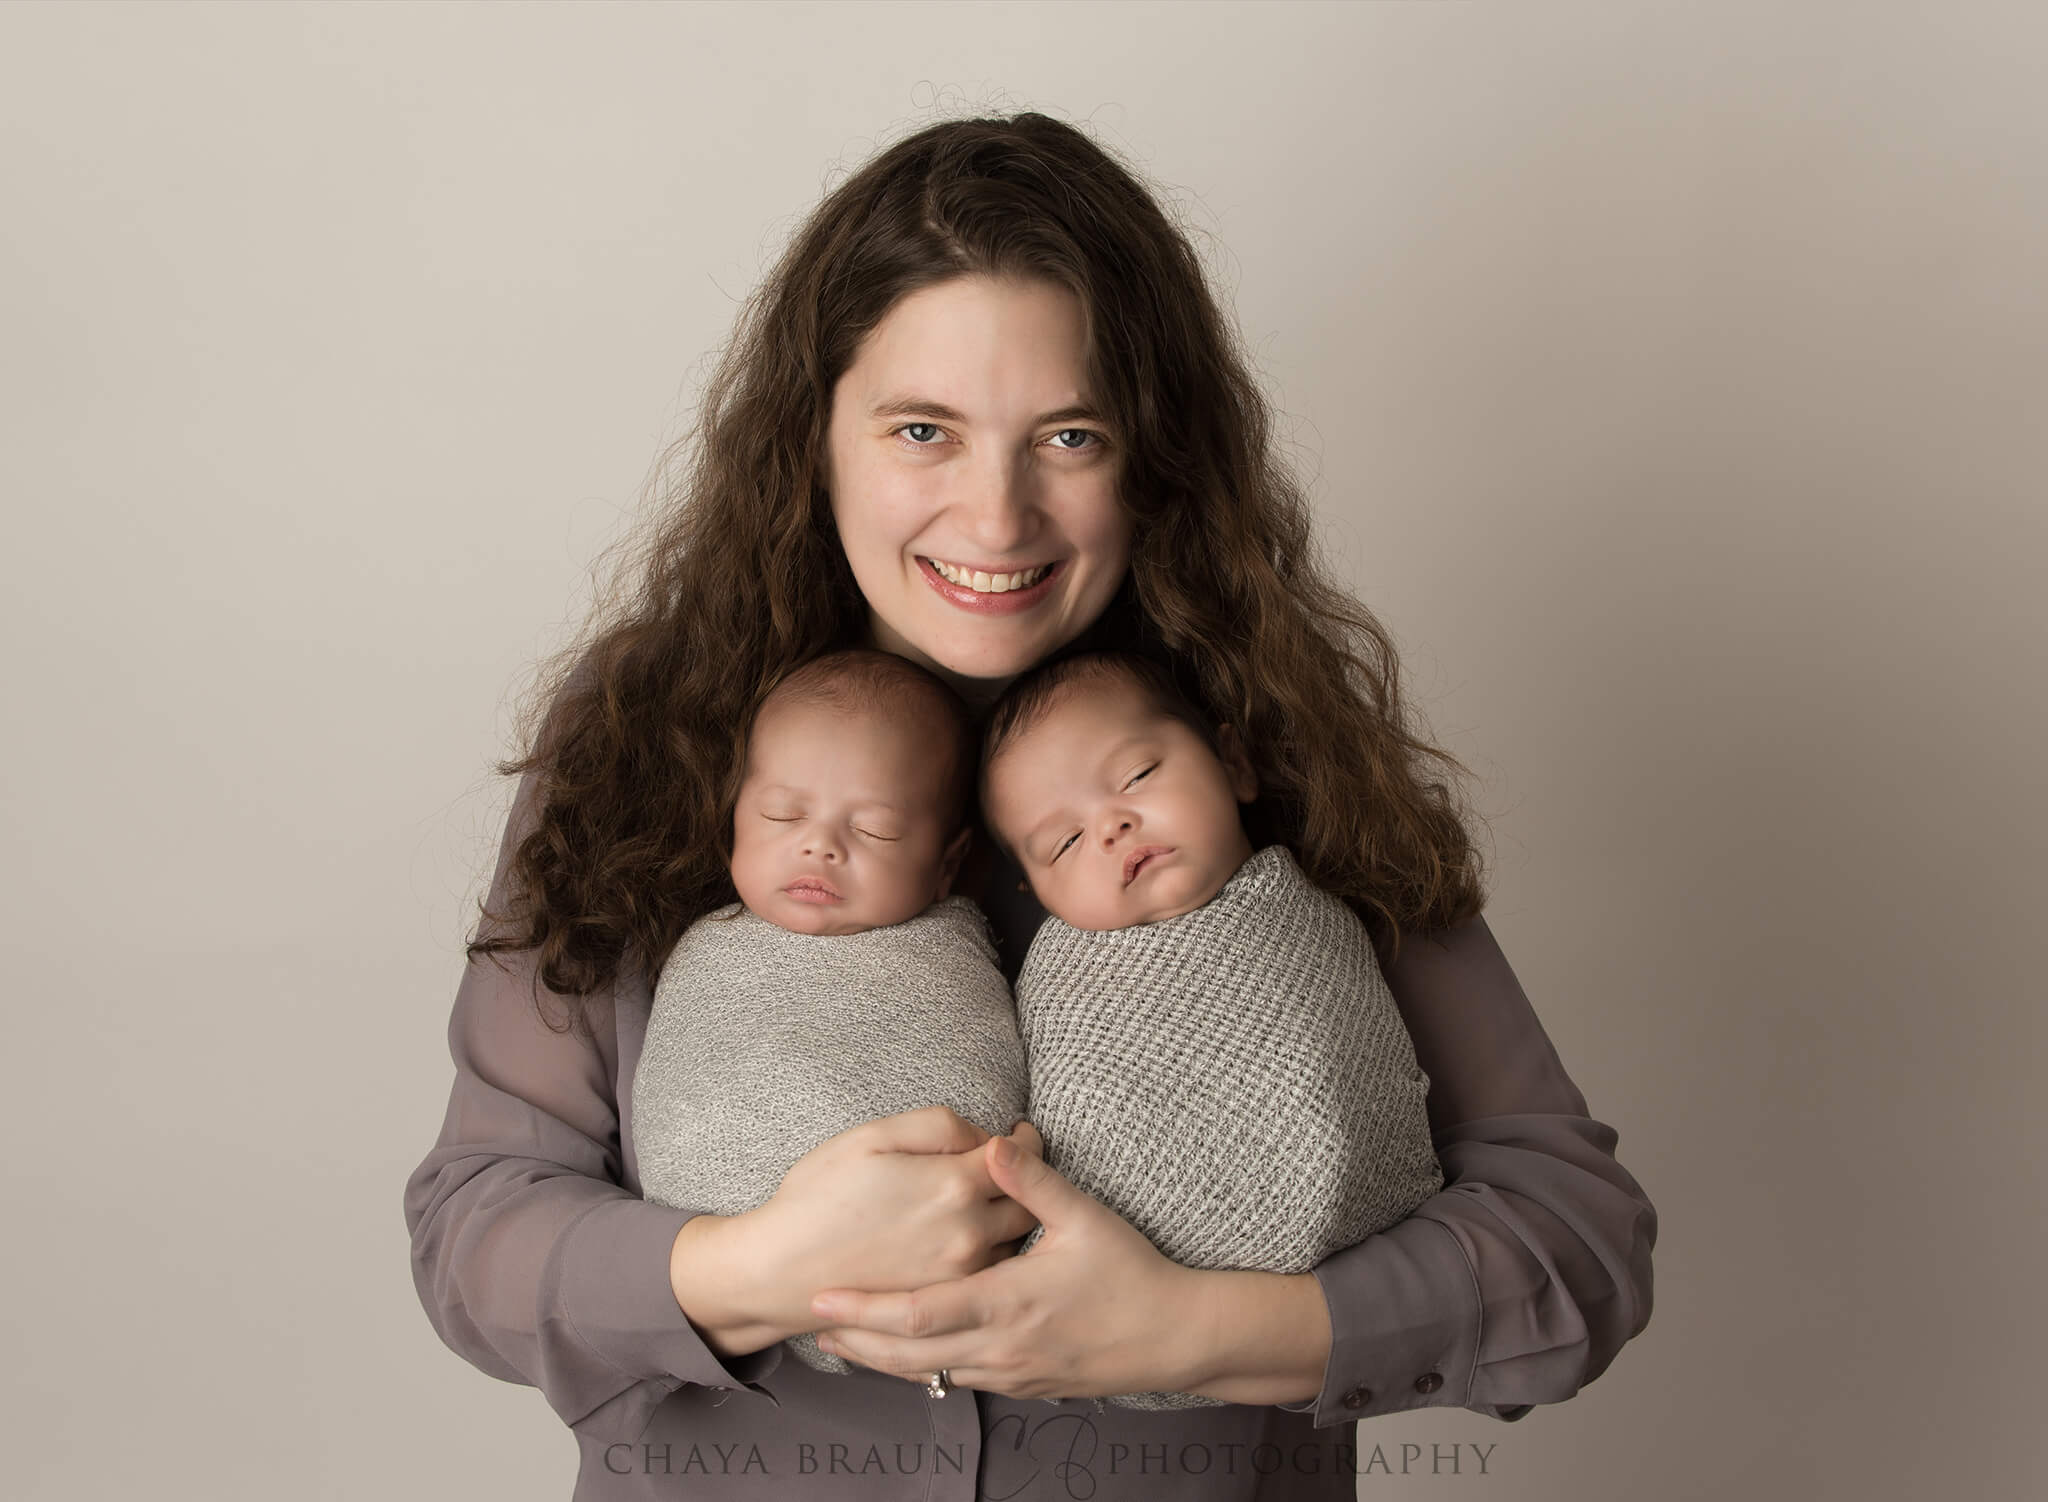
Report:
1066,886,1118,935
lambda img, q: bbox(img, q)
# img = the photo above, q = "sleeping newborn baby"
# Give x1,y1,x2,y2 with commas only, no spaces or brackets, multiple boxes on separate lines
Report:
978,649,1447,1411
629,647,1030,1380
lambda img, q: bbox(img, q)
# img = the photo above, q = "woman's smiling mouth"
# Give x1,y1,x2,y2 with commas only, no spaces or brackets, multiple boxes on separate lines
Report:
923,557,1055,592
916,556,1062,613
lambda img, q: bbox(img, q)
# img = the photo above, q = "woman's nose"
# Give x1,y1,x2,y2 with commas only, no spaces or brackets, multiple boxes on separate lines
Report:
956,463,1040,554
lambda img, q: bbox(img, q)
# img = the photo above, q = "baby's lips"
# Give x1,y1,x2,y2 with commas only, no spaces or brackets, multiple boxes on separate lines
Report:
1120,844,1173,883
783,875,843,898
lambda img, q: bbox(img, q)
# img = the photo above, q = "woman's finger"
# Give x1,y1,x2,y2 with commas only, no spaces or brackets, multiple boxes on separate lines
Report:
861,1104,989,1156
813,1281,987,1371
985,1197,1042,1246
820,1328,994,1394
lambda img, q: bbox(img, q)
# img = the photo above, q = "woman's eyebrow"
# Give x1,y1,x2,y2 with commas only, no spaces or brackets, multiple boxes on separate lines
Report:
867,393,1107,426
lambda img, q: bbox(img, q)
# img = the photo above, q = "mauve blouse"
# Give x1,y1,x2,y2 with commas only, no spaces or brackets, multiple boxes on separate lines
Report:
403,760,1657,1500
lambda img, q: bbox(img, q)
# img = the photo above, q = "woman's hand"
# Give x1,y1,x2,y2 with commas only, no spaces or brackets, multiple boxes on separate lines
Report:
808,1133,1211,1402
725,1105,1046,1342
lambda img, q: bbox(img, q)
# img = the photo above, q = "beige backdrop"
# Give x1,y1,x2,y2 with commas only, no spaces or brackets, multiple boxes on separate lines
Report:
3,2,2040,1498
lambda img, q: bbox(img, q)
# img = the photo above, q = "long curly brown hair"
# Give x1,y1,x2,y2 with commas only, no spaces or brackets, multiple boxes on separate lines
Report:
469,110,1487,1033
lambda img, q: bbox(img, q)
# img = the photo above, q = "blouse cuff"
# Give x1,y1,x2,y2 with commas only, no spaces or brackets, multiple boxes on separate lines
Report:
547,1196,785,1417
1271,1214,1483,1428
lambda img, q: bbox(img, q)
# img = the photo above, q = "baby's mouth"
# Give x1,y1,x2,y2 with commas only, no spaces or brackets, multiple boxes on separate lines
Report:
1122,846,1173,885
784,877,843,902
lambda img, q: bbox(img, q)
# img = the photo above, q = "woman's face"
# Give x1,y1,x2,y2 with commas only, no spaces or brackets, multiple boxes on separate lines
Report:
823,275,1133,700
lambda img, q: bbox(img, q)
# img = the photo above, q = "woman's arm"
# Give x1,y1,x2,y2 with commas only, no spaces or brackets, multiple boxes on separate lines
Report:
1183,913,1657,1422
401,765,786,1447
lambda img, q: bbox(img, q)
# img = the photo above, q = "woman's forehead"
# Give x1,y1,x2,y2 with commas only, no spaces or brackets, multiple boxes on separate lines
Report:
838,277,1094,418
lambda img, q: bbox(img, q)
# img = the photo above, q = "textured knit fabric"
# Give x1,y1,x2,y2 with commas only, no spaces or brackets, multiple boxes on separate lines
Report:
406,757,1660,1502
1015,844,1446,1410
631,894,1026,1380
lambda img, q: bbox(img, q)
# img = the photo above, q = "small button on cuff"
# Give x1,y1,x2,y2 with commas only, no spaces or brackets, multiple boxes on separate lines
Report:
1340,1386,1371,1409
1413,1372,1444,1394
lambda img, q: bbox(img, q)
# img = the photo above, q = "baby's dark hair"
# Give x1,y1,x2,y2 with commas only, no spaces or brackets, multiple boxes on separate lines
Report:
737,647,979,835
977,649,1226,862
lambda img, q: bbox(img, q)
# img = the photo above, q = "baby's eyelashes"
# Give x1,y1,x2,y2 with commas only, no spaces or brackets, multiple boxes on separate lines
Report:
759,810,898,840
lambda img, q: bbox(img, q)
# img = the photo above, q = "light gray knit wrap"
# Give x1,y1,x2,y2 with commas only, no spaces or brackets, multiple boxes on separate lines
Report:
1014,843,1445,1410
630,895,1025,1382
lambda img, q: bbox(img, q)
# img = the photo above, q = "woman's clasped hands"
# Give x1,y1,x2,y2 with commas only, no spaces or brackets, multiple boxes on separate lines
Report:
764,1104,1211,1404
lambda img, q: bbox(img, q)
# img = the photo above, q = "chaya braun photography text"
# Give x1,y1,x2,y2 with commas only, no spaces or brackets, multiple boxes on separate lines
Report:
606,1425,1500,1492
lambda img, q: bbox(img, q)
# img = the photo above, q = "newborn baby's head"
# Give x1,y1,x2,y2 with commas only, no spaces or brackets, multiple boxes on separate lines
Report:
728,648,977,936
979,651,1258,932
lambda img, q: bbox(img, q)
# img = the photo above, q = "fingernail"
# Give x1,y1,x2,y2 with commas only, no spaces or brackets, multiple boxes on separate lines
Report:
990,1136,1016,1167
812,1296,842,1319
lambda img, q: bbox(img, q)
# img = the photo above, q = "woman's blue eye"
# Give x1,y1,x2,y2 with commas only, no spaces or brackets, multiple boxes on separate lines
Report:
893,424,1104,452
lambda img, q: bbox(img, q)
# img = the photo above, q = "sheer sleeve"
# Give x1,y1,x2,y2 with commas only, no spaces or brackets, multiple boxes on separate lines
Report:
1273,914,1657,1427
402,764,785,1446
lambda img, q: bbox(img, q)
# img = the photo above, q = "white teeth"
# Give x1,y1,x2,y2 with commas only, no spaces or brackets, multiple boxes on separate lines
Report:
928,559,1051,593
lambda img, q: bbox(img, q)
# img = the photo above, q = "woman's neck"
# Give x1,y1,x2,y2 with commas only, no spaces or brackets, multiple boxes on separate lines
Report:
858,621,1017,714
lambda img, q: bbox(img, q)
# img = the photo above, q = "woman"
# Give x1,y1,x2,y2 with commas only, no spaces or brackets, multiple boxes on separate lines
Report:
403,113,1656,1500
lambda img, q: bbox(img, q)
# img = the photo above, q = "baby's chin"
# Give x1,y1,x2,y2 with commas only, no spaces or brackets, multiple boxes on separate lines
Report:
746,886,939,936
1044,866,1235,932
760,908,881,937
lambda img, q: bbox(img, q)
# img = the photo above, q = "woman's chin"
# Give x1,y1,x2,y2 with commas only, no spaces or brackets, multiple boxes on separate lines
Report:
889,640,1045,695
927,615,1089,678
867,615,1039,683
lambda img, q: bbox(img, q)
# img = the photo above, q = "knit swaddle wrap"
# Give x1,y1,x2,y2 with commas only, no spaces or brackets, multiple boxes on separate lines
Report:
631,895,1026,1380
1014,843,1446,1410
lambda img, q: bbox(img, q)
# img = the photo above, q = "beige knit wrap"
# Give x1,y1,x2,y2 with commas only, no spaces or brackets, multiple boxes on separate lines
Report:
631,896,1025,1381
1014,844,1445,1409
630,846,1443,1409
